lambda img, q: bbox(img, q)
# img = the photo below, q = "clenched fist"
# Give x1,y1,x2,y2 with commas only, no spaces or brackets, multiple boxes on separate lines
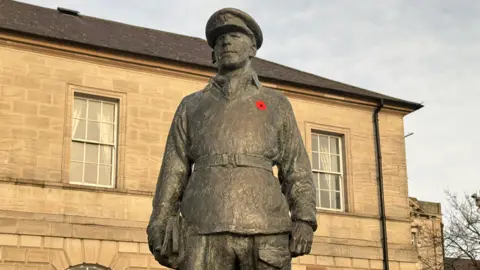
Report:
147,216,184,268
289,221,314,257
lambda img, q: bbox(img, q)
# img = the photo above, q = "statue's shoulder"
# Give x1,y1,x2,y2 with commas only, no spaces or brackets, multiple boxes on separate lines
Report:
182,91,201,102
260,86,293,110
184,84,210,100
179,88,209,111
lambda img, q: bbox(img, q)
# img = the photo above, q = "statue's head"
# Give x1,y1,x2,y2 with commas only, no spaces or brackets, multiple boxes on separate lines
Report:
205,8,263,72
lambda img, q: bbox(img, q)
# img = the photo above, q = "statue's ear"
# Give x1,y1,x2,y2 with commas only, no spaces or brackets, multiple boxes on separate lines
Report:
211,51,216,64
249,44,257,59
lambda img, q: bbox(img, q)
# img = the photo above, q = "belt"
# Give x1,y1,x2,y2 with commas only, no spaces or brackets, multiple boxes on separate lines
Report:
193,153,273,172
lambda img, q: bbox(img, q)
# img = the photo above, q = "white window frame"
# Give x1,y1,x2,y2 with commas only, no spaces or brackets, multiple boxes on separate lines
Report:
311,132,345,211
70,94,118,188
411,231,418,246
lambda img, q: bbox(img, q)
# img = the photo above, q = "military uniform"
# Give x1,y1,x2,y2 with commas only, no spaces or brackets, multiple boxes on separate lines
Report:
147,8,317,270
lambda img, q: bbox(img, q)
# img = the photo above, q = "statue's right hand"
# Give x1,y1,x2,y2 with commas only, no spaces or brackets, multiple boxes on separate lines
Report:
147,225,165,255
147,225,175,267
146,218,182,268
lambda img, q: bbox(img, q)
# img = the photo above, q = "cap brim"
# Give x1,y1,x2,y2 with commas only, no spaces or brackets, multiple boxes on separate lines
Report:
208,24,255,48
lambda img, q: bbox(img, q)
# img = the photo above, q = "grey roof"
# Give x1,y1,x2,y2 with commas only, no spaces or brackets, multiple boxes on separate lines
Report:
409,197,442,216
0,0,423,111
445,258,480,270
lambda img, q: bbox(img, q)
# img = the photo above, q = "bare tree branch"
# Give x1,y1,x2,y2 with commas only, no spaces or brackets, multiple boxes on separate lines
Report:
414,190,480,269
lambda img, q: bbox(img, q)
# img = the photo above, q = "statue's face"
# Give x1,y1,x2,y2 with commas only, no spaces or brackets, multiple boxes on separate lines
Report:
214,31,256,71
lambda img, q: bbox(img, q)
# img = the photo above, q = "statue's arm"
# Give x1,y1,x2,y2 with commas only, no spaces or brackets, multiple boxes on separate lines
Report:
148,98,191,232
277,97,318,232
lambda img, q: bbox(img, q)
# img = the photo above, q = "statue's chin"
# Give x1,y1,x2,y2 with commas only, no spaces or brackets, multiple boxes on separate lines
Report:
218,61,247,72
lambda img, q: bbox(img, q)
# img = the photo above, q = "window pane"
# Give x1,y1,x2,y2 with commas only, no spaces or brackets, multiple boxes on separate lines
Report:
73,98,87,118
319,136,329,152
330,137,339,154
311,135,318,152
320,173,329,189
87,121,101,141
312,152,319,170
85,144,98,163
99,165,112,186
336,192,341,209
88,101,101,121
103,103,115,123
70,162,83,183
331,155,340,173
72,119,86,140
331,191,341,209
84,163,98,184
320,190,330,208
100,123,114,144
99,146,113,165
320,154,330,171
71,142,84,161
331,174,340,191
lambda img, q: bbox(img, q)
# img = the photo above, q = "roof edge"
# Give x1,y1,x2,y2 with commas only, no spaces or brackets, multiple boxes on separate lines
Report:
260,74,424,112
0,27,423,113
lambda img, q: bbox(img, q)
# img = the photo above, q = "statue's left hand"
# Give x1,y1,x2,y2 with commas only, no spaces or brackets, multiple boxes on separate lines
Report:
289,221,314,257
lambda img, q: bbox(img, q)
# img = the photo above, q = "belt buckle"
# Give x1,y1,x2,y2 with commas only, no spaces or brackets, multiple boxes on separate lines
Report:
222,153,237,167
221,154,229,166
232,154,239,167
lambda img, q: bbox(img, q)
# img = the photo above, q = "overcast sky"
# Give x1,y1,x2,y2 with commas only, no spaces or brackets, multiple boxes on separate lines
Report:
17,0,480,212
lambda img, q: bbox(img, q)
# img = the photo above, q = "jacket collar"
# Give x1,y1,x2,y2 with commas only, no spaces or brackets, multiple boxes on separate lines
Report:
207,69,262,99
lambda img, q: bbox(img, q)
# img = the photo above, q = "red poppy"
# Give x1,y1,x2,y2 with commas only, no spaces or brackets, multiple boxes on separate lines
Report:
256,100,267,110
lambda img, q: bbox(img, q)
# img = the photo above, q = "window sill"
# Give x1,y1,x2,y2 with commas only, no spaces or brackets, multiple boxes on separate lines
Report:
315,208,411,223
0,176,154,197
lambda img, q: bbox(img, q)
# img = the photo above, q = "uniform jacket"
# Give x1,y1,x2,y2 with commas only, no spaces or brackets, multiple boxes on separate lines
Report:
148,69,317,235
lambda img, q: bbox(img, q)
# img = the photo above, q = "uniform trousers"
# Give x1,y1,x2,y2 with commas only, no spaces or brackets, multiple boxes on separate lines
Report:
178,229,292,270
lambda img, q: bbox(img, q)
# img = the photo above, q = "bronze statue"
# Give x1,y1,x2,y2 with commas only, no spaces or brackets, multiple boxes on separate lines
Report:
147,7,317,269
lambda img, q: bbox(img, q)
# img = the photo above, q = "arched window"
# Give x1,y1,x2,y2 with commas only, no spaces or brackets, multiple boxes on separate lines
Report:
68,264,110,270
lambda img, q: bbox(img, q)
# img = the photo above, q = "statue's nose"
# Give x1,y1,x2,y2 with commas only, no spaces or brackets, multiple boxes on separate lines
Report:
222,35,234,45
222,40,231,47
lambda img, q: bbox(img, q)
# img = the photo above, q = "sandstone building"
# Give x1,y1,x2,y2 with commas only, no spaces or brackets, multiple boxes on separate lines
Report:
409,198,444,269
0,1,426,269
